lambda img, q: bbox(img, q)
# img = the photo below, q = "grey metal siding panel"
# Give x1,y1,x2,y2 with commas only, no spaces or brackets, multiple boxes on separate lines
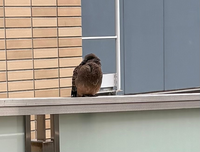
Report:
124,0,164,94
82,0,200,94
82,39,116,73
164,0,200,90
81,0,115,37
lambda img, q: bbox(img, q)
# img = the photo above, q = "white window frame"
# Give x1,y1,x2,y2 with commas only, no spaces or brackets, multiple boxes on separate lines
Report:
82,0,121,93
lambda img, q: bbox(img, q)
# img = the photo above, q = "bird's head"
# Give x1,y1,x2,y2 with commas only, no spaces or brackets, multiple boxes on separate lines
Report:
84,53,100,60
81,53,101,65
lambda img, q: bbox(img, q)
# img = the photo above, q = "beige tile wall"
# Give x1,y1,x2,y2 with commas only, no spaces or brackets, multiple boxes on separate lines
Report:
0,0,82,97
0,0,82,140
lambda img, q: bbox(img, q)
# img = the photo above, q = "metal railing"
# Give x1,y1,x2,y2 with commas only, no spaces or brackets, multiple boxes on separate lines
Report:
1,94,200,116
0,93,200,152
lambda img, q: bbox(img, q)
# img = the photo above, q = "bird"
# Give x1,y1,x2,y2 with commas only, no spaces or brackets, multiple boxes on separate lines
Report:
71,53,103,97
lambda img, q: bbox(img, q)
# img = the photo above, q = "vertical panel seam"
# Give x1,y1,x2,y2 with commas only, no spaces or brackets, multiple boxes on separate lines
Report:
163,0,165,91
122,0,126,94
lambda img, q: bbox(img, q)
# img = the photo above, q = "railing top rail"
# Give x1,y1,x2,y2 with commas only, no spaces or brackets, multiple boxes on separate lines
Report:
0,93,200,116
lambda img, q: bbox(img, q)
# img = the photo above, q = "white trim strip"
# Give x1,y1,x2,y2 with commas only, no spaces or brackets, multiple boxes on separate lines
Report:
115,0,121,92
100,73,115,88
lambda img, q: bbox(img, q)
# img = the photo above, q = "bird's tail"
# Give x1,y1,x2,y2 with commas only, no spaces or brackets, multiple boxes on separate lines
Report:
71,86,77,97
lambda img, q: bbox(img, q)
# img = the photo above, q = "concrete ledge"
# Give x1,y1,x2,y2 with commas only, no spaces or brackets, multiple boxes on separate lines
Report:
0,93,199,116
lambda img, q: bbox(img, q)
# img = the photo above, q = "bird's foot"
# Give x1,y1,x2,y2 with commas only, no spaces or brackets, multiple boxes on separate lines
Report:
82,94,98,97
71,91,77,97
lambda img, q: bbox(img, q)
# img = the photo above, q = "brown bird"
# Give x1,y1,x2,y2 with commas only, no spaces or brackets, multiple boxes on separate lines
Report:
71,53,102,97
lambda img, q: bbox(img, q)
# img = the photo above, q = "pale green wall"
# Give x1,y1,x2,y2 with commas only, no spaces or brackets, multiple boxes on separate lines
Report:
0,116,24,152
60,109,200,152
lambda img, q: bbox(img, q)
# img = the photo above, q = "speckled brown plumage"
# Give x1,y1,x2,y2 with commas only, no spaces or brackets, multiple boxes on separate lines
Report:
71,53,102,97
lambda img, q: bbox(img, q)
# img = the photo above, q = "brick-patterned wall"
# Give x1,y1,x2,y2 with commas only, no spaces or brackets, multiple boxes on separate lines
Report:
0,0,82,140
0,0,82,98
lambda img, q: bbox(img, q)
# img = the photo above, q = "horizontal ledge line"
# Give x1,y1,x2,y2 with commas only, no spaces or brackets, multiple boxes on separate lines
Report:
0,46,82,51
3,6,81,7
0,133,24,137
0,36,82,40
0,66,77,72
2,46,82,50
0,16,82,18
3,76,72,82
0,25,82,30
82,36,117,40
0,26,81,28
6,56,81,60
0,87,71,94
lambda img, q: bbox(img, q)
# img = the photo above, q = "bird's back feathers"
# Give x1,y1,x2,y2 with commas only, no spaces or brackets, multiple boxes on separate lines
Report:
71,53,102,97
